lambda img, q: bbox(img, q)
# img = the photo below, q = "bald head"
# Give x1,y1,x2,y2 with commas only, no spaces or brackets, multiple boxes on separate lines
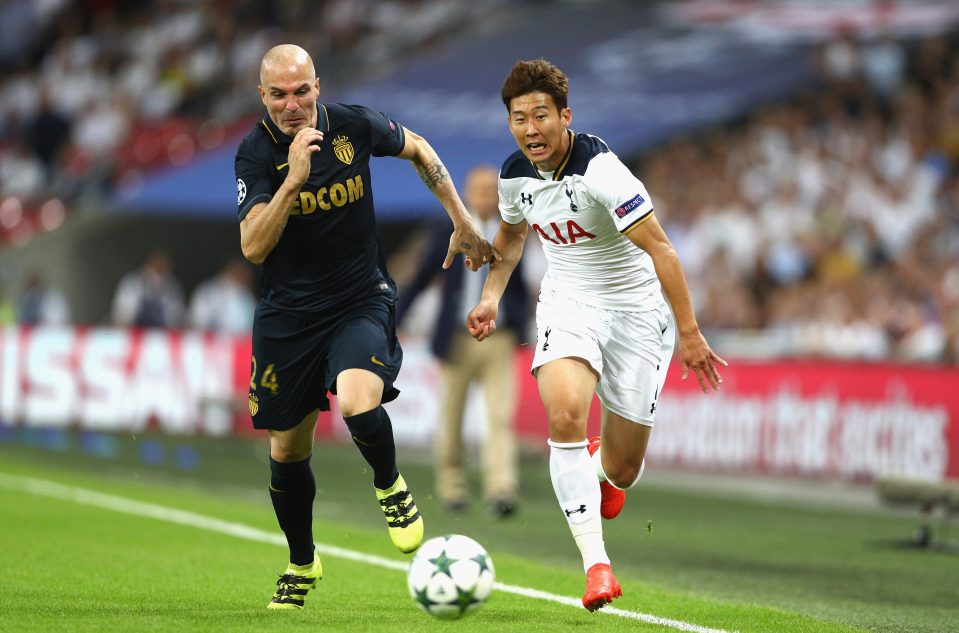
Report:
258,44,319,136
259,44,315,86
465,165,500,222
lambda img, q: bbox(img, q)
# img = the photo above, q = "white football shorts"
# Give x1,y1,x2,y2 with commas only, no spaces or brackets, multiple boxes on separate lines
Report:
531,288,675,426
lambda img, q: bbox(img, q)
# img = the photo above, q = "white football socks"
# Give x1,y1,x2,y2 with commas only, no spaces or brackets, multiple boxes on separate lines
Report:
591,444,608,482
548,439,608,572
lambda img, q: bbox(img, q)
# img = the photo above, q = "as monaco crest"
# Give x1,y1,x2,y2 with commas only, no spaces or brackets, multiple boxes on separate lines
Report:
332,135,354,165
248,393,259,416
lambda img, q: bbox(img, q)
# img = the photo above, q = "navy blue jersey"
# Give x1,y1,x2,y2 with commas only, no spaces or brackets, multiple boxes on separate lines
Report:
234,103,406,316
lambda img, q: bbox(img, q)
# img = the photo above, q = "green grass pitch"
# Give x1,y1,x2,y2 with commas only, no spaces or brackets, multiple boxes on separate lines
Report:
0,434,955,633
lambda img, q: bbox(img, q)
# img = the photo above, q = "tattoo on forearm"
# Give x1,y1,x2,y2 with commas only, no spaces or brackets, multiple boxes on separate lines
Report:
415,159,450,190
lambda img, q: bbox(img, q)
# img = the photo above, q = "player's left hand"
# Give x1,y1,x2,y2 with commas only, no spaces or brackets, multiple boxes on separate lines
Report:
678,331,727,393
466,300,499,341
444,222,501,271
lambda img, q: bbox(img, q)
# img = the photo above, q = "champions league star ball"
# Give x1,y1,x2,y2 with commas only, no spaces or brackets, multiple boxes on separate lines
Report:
407,534,495,619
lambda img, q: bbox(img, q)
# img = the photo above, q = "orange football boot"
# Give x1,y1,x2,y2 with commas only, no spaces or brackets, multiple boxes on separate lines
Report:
582,563,622,611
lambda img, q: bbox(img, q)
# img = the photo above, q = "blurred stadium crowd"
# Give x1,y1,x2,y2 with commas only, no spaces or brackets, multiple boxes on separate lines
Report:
644,31,959,362
0,0,957,364
0,0,493,233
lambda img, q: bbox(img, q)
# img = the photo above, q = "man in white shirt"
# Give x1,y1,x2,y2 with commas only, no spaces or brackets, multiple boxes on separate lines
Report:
111,250,184,328
188,258,256,334
467,59,726,612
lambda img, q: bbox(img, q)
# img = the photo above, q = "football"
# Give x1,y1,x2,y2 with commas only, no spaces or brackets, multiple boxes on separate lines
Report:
407,534,495,619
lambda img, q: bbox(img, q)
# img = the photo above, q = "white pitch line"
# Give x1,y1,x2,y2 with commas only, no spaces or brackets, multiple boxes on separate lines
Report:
0,473,735,633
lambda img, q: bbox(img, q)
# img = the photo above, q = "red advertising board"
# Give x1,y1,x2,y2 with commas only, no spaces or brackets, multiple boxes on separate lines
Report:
1,326,956,482
512,351,959,481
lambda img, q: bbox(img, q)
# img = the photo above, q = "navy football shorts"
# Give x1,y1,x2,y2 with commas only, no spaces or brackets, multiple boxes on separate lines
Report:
247,295,402,430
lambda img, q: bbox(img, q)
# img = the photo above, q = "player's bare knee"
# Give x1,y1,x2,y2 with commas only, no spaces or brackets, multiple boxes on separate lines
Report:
336,370,384,417
546,408,587,441
605,462,642,489
270,442,310,463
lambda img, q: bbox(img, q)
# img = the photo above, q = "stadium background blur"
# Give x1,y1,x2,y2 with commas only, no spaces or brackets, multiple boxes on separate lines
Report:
0,1,957,502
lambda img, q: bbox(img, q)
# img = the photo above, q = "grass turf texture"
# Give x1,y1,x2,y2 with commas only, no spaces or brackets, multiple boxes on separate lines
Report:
0,433,955,633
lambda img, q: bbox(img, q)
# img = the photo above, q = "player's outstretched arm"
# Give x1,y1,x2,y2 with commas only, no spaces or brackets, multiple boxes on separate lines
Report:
466,220,528,341
240,127,323,264
626,214,727,392
398,128,501,271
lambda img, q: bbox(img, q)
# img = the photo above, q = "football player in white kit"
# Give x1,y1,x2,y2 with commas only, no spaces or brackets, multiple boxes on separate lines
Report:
466,59,726,611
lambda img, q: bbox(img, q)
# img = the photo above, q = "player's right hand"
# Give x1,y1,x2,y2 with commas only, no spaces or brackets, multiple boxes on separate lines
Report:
444,221,500,271
287,127,324,186
466,300,498,341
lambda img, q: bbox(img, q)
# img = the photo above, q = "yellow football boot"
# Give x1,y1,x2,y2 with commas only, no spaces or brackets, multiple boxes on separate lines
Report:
375,473,424,553
267,551,322,609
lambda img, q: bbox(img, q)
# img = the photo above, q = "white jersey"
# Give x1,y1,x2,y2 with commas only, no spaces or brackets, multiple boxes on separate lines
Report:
499,131,662,312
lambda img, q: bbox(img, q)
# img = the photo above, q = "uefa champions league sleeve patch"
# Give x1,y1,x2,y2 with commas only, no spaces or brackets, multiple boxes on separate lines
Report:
237,178,247,205
615,194,644,218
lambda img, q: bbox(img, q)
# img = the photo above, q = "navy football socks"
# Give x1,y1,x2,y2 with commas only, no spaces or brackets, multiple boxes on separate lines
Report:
343,406,399,490
269,455,316,566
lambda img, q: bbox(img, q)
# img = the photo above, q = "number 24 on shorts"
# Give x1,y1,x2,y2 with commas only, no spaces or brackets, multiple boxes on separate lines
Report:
250,355,280,395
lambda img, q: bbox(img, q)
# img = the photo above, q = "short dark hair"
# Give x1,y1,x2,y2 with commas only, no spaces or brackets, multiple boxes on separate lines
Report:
501,59,569,112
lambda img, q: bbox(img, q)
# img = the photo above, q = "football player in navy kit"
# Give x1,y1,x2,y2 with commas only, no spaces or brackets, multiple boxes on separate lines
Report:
466,59,726,611
235,44,495,609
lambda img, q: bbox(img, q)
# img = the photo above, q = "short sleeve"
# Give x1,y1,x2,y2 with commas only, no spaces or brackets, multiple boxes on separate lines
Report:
350,104,406,157
498,176,524,225
583,152,655,233
235,139,274,221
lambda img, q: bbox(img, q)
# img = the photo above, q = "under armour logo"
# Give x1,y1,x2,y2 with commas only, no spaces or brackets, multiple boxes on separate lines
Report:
521,192,533,205
564,504,587,517
565,183,578,213
542,326,551,351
